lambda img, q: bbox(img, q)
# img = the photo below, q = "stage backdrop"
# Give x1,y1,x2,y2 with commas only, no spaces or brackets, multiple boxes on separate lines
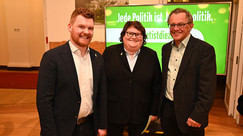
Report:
105,2,231,75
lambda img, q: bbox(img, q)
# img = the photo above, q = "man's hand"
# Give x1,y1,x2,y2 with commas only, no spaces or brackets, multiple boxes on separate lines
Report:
186,118,201,128
97,129,106,136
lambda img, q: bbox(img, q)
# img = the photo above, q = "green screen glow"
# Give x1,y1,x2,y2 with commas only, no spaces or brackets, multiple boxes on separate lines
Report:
105,3,231,74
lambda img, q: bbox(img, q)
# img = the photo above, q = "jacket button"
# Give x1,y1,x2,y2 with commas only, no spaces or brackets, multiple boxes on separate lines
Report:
129,79,132,83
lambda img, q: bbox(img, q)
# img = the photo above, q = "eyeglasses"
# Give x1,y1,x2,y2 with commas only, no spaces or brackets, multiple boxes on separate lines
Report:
126,32,142,38
168,22,191,29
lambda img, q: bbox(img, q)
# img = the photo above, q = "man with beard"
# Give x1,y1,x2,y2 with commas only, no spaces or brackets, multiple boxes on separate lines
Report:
37,8,107,136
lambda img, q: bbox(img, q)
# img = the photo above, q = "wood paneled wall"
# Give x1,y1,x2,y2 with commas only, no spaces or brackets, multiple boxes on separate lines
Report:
49,41,106,54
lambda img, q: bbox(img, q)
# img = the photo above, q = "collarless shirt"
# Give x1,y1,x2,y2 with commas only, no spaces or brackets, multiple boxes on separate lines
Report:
124,48,140,72
165,34,191,101
69,41,93,119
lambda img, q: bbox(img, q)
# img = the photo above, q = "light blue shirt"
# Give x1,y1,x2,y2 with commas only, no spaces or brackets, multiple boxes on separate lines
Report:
166,34,191,101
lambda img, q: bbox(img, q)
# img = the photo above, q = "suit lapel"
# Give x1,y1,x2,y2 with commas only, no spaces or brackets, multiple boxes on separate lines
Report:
117,44,131,72
174,37,194,86
163,44,172,73
60,43,80,94
90,48,98,99
132,46,145,73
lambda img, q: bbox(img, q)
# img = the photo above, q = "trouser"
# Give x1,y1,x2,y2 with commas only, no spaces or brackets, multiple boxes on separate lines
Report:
160,97,204,136
107,121,147,136
72,114,95,136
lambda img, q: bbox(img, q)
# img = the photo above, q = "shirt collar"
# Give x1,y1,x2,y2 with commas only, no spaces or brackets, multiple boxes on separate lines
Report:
69,41,90,55
124,47,141,56
171,34,191,48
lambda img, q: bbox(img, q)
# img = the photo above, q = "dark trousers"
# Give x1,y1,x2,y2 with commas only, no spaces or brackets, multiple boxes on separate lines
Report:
160,97,204,136
72,116,95,136
107,121,147,136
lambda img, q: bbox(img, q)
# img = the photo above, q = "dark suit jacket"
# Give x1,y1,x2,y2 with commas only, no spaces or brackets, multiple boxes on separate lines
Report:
103,44,162,124
36,42,107,136
160,36,216,133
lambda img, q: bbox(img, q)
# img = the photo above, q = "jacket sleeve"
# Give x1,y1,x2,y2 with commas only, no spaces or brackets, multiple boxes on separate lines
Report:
36,51,58,136
190,45,216,125
96,53,108,129
150,52,162,116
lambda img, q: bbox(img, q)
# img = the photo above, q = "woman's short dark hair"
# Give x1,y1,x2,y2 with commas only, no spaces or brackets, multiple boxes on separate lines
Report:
119,21,147,45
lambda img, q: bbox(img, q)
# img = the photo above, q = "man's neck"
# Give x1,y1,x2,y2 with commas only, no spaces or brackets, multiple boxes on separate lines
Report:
70,40,88,57
174,40,182,47
78,46,88,58
174,34,191,47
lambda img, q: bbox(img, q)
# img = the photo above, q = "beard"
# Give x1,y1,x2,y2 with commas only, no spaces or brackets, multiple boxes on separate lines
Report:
71,33,92,48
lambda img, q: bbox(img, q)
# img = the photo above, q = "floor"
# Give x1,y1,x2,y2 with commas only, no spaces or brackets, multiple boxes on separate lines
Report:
0,88,243,136
0,89,39,136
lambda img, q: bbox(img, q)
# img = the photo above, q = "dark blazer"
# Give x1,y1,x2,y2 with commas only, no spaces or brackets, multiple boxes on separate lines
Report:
103,44,162,124
160,36,216,133
36,42,107,136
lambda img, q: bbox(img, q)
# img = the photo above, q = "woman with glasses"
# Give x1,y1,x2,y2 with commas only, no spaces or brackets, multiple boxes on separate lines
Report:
103,21,162,136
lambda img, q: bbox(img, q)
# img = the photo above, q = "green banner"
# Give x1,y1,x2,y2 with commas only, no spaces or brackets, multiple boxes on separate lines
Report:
105,3,231,74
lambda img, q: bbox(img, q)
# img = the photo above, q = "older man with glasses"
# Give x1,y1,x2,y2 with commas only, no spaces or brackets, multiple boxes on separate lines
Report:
159,8,216,136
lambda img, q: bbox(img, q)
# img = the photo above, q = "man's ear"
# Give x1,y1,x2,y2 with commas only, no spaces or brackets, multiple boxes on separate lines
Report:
68,23,72,32
189,23,194,30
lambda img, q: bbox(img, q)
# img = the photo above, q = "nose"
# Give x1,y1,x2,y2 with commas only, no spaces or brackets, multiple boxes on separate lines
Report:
173,25,180,30
83,28,89,33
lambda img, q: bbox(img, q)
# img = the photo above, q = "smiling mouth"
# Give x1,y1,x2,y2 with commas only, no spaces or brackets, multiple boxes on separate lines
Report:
172,32,182,36
128,39,139,42
80,34,90,39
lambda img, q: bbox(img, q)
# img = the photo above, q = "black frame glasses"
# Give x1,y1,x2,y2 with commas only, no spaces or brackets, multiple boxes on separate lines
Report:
126,32,142,38
168,22,191,29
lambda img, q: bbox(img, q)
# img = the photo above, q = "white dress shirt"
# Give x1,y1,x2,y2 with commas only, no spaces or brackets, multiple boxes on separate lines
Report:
69,41,93,119
124,48,140,72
